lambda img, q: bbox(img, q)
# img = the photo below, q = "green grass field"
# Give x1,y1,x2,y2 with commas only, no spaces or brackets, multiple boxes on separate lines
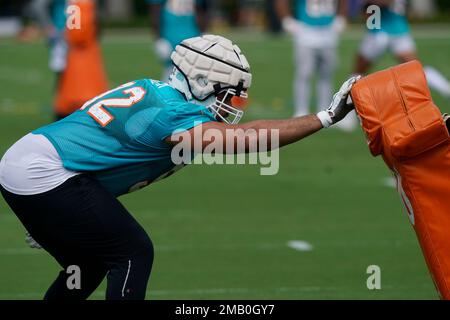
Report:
0,25,449,299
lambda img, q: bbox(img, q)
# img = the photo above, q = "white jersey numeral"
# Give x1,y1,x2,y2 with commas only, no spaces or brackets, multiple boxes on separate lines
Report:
80,82,146,127
167,0,194,15
306,0,337,17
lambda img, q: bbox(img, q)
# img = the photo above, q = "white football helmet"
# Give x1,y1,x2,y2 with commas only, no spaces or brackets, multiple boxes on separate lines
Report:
169,34,252,124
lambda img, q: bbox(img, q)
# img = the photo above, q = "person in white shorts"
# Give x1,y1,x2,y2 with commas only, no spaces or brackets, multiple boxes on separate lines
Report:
276,0,353,130
355,0,450,100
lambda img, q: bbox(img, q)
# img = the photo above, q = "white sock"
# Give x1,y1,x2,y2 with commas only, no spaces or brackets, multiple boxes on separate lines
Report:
424,66,450,98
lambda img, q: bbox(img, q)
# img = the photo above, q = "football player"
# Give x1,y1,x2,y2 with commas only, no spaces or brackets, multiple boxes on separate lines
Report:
148,0,208,81
0,35,359,300
30,0,68,77
275,0,351,127
355,0,450,99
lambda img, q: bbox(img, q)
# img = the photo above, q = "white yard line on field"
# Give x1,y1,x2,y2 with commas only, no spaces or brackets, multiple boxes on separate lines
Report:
0,238,415,256
287,240,313,252
0,243,285,256
0,66,44,85
148,285,337,297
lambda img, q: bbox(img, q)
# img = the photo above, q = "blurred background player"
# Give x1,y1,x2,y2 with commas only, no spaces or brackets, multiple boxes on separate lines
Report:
53,0,108,119
147,0,208,81
29,0,68,81
275,0,353,130
29,0,108,119
355,0,450,99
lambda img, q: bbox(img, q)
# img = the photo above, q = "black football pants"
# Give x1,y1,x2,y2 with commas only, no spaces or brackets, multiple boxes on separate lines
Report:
0,174,153,300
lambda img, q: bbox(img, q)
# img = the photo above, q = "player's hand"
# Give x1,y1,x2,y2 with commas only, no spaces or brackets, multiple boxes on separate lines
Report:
281,17,303,36
154,38,173,61
332,16,347,34
317,75,362,128
25,232,42,249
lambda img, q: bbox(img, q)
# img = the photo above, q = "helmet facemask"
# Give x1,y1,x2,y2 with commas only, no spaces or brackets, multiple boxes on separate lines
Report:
169,67,249,124
208,88,248,124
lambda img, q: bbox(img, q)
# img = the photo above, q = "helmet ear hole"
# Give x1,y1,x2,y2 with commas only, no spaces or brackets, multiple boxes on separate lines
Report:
196,75,208,88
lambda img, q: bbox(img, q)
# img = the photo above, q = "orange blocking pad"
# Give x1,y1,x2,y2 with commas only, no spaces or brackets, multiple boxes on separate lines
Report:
351,60,450,299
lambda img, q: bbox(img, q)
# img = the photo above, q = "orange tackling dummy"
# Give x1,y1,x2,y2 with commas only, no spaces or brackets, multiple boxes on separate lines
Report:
351,60,450,299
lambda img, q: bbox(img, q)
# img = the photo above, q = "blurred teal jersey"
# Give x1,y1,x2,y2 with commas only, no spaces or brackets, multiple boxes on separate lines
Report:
33,79,215,196
147,0,202,48
51,0,67,32
295,0,338,27
369,0,410,35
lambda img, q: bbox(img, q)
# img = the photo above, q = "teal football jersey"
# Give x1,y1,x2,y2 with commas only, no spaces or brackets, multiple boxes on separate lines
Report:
295,0,337,27
51,0,67,32
369,0,410,35
147,0,202,48
33,79,215,196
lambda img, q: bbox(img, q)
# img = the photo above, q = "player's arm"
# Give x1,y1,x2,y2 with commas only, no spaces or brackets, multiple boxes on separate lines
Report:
275,0,301,35
167,76,360,152
182,115,323,153
334,0,349,33
148,1,173,61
